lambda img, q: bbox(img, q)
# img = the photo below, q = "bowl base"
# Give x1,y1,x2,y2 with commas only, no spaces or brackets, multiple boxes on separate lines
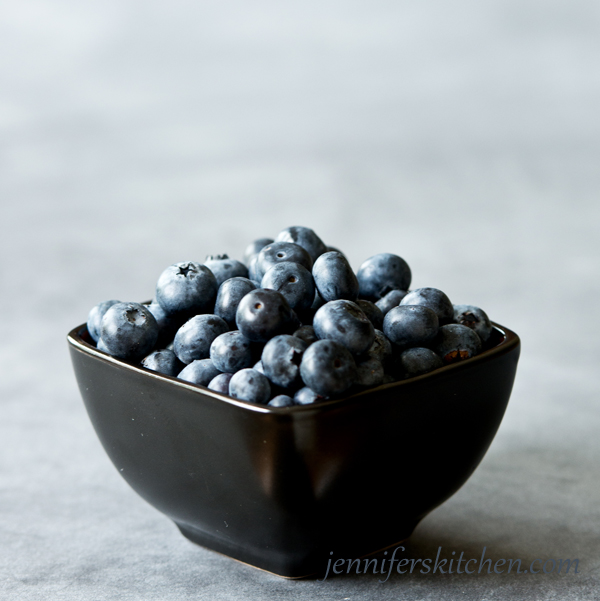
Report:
175,520,418,579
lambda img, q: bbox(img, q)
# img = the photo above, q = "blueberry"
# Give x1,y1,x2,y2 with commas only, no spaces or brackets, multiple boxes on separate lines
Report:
268,394,295,408
299,339,357,397
326,245,346,259
356,253,411,301
244,237,274,264
434,324,482,364
236,289,296,342
398,347,443,379
229,368,271,404
87,300,120,343
173,314,229,364
400,288,453,325
100,302,159,362
253,360,265,374
294,386,327,405
364,329,393,363
261,335,309,389
214,277,257,329
355,357,384,387
204,255,249,287
255,242,313,281
311,289,326,311
313,300,375,356
141,348,183,377
156,261,218,317
247,255,261,282
293,325,318,345
375,289,408,316
275,226,327,263
210,330,255,373
312,251,359,303
208,372,234,393
383,305,439,349
453,304,492,342
96,337,110,354
261,262,315,311
178,358,222,386
356,299,384,330
146,300,183,347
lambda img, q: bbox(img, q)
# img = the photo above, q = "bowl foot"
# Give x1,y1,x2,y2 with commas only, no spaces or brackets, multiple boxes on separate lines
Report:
175,520,419,579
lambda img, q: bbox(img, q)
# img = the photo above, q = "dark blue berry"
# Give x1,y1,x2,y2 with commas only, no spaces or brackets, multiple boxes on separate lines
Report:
100,302,159,362
398,347,443,379
261,262,315,311
96,337,110,354
312,251,359,302
255,242,313,281
294,386,327,405
293,325,318,345
355,357,384,387
365,329,393,363
248,255,265,284
87,300,120,343
229,368,271,404
356,299,384,330
434,324,482,364
311,289,326,311
356,253,411,301
156,261,218,317
236,289,296,342
453,304,492,342
214,277,257,328
326,245,346,259
261,335,308,389
177,358,221,386
313,300,375,356
173,314,229,364
244,238,274,264
275,226,327,263
141,348,183,377
383,305,439,349
375,289,408,316
208,372,234,393
204,255,249,286
146,300,183,347
400,287,453,325
253,360,265,374
299,339,357,397
210,330,255,373
268,394,295,407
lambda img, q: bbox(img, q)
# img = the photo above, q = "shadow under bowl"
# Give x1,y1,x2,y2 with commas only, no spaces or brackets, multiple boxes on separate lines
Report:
67,321,520,578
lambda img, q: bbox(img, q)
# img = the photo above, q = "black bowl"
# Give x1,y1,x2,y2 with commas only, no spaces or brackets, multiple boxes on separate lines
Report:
67,321,520,578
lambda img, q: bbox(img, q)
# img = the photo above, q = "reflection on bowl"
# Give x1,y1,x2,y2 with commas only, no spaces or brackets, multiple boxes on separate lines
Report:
68,321,520,578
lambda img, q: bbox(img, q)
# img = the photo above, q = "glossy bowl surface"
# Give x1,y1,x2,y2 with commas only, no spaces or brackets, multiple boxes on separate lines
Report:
68,321,520,578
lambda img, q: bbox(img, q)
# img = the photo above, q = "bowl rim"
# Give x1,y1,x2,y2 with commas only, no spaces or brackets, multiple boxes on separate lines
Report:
67,319,520,415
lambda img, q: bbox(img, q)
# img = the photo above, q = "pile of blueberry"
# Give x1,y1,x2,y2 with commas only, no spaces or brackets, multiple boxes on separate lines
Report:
87,226,493,407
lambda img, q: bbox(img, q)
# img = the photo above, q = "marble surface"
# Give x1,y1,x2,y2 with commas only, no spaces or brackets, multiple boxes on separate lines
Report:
1,1,599,599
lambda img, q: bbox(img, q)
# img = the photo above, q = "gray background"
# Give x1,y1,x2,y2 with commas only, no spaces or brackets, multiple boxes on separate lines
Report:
1,0,599,599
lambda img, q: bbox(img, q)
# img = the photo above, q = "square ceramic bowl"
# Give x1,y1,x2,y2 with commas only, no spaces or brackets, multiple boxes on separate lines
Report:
68,320,520,578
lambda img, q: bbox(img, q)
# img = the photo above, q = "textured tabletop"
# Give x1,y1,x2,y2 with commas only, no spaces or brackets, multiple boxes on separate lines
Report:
1,1,599,599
